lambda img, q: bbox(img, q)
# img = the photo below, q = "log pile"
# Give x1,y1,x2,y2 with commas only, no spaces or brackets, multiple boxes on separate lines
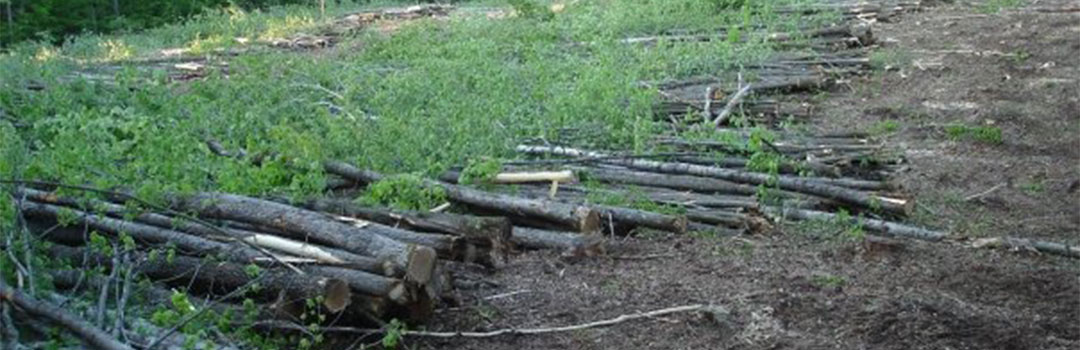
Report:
7,166,621,335
775,0,924,23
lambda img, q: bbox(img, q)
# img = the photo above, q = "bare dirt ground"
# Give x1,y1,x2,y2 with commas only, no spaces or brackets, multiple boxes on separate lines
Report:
398,2,1080,349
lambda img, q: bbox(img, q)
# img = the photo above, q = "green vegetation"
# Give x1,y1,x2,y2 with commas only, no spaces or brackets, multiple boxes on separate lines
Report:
868,47,912,70
810,273,845,288
978,0,1025,14
0,0,326,46
359,174,447,210
458,157,503,185
583,182,685,215
871,120,900,135
0,0,824,204
789,209,865,241
382,318,406,349
1020,178,1046,195
0,1,848,348
944,123,1004,144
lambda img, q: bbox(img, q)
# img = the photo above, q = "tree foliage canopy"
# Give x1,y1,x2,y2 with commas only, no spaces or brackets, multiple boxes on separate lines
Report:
0,0,315,45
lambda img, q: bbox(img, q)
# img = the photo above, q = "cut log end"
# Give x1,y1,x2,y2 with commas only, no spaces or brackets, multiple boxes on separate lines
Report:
387,282,408,305
322,278,353,313
405,246,438,285
877,196,914,217
575,206,602,233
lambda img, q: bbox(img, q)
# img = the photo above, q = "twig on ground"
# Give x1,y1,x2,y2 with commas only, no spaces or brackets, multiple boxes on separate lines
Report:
713,81,753,127
702,86,715,120
609,253,678,261
145,274,267,350
97,245,121,329
260,304,706,338
964,183,1005,202
0,281,134,350
482,290,532,301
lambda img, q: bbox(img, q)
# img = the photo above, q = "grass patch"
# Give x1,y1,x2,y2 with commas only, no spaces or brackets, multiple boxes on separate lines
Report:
868,47,912,70
978,0,1025,14
810,274,846,288
944,123,1004,144
871,120,900,135
1,0,826,201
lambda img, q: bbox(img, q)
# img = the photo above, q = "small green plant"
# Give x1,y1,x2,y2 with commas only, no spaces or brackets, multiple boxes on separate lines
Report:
979,0,1024,13
810,274,846,288
712,238,754,257
458,158,503,185
360,174,447,211
1008,49,1032,64
508,0,555,21
868,48,912,70
944,123,1003,144
871,120,900,135
1020,180,1045,195
382,319,406,349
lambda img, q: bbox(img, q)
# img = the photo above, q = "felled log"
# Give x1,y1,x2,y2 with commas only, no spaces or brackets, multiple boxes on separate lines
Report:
518,145,912,216
511,227,605,257
576,166,760,196
685,209,748,228
687,222,744,237
16,187,402,274
593,204,688,234
474,183,689,234
766,207,944,241
324,161,601,233
302,198,511,250
303,266,408,305
348,220,499,267
971,237,1080,259
50,245,353,314
492,170,575,184
0,280,133,350
167,192,438,284
672,155,842,178
18,200,266,262
50,269,391,326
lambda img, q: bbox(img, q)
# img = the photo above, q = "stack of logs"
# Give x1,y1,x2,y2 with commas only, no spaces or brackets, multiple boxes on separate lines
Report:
13,159,620,331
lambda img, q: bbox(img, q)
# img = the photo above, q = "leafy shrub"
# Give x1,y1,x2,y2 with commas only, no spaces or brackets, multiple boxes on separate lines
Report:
458,158,503,185
360,174,447,211
944,123,1003,144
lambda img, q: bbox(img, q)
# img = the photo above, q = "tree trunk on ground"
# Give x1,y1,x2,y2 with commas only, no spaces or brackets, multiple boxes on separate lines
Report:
592,204,688,234
303,266,408,305
16,187,393,274
685,209,748,228
0,280,134,350
511,227,605,257
518,145,912,216
18,200,266,262
50,245,354,314
687,222,744,236
355,220,499,267
302,198,511,251
323,161,601,233
766,207,944,241
167,192,437,285
575,166,761,196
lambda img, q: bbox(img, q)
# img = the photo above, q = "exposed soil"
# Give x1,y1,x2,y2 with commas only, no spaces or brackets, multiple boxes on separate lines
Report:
398,2,1080,349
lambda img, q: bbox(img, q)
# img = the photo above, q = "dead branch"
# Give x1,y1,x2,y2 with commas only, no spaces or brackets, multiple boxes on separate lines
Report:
262,304,705,338
0,281,133,350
